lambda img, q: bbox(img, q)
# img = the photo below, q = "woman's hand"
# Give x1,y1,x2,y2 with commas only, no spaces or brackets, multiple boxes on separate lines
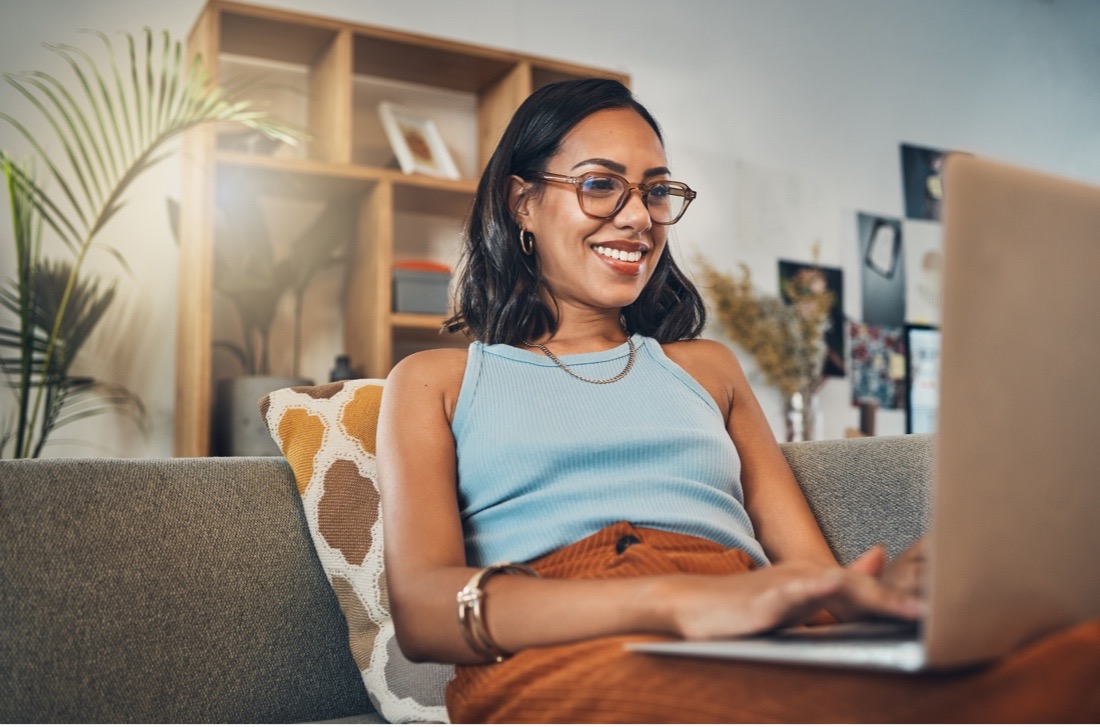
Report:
879,537,927,601
661,554,924,640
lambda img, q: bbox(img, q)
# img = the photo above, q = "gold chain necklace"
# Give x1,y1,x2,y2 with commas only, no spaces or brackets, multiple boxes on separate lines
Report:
522,336,636,385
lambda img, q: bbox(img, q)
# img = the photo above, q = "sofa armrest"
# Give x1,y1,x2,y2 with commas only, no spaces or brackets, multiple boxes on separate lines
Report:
780,434,933,564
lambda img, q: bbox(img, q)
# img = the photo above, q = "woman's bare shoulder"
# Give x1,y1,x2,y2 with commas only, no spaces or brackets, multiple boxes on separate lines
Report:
661,337,742,375
658,338,745,417
386,346,468,417
389,346,467,380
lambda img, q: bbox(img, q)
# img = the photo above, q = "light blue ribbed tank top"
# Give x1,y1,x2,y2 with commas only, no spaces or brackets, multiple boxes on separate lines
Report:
451,334,768,567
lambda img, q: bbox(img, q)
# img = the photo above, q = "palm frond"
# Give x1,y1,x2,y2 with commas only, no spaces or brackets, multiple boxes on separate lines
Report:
4,27,304,263
1,27,305,457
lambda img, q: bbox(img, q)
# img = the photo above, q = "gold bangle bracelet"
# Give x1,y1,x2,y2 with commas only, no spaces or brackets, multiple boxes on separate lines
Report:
456,562,538,662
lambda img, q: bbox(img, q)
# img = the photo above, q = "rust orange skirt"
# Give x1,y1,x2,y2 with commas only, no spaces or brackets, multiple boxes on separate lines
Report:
446,522,1100,723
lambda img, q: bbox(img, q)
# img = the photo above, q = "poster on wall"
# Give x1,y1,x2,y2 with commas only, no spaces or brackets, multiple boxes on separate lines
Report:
904,221,944,325
778,260,846,377
905,324,941,434
857,212,906,327
849,322,907,410
900,143,948,221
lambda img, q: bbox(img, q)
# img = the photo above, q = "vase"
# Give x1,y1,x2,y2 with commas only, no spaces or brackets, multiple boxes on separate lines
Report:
214,376,312,456
785,389,822,442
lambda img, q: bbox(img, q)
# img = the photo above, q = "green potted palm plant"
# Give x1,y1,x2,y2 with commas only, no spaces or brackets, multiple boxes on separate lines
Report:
0,29,302,458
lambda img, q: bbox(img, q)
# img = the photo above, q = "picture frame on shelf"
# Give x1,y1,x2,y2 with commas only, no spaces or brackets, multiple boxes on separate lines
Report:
378,101,460,179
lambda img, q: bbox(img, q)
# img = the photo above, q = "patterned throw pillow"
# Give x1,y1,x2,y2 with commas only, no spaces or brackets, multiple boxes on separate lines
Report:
259,379,452,723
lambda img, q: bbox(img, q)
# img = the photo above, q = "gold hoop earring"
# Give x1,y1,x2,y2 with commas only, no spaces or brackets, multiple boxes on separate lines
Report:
519,226,535,256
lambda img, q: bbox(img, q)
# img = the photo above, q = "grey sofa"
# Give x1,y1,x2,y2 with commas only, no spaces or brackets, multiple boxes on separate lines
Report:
0,434,931,723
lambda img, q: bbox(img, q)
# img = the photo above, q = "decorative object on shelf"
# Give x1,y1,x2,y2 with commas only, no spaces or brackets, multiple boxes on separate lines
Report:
784,389,822,444
698,258,835,441
392,259,452,314
0,28,301,459
214,375,309,456
859,398,878,436
329,354,354,382
378,101,460,179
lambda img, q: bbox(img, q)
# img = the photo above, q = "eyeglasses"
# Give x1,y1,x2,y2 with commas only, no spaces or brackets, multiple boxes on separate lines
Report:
530,171,697,225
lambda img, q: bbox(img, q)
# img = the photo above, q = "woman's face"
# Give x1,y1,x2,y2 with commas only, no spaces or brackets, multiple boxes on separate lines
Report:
515,108,670,318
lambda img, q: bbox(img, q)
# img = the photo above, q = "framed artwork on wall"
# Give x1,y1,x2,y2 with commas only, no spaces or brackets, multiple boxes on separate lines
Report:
778,259,846,377
857,212,906,327
849,322,907,411
378,102,460,179
904,324,941,434
900,142,947,221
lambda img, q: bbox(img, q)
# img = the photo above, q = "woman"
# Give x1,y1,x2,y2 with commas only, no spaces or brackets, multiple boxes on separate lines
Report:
377,78,1098,722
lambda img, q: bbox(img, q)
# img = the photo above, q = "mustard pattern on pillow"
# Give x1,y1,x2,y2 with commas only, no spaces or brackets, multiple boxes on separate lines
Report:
260,379,452,724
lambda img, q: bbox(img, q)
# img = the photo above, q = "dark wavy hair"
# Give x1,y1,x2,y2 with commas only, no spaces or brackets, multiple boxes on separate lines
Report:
443,77,705,345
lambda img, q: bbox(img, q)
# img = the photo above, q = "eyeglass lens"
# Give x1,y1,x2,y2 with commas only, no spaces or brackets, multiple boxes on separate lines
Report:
578,176,688,223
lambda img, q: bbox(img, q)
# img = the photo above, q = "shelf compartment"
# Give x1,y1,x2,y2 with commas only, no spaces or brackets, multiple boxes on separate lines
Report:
391,325,470,367
352,30,514,93
209,163,370,386
391,312,446,330
217,8,351,163
352,73,481,178
219,8,341,64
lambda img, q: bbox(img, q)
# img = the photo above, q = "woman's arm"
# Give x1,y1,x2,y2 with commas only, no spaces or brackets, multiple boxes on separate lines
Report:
663,339,837,567
378,347,921,664
665,339,926,621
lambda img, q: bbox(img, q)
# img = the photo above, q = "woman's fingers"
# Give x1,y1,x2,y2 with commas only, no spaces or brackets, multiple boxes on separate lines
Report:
881,538,927,598
832,566,924,621
766,561,924,626
847,544,887,577
669,560,924,641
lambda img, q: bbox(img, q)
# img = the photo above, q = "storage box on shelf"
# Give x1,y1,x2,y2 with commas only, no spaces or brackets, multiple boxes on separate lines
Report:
174,0,628,455
392,261,452,316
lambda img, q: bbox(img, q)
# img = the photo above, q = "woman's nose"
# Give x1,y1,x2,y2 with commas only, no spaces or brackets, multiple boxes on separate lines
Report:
614,187,653,230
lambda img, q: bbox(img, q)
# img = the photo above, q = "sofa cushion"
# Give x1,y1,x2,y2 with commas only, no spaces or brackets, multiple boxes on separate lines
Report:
780,433,932,563
260,379,452,724
0,457,376,723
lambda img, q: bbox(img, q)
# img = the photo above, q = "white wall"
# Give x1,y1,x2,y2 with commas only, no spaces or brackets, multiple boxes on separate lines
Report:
2,0,1098,456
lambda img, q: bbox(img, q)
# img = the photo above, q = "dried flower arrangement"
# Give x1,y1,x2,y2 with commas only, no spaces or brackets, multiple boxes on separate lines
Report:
697,258,835,401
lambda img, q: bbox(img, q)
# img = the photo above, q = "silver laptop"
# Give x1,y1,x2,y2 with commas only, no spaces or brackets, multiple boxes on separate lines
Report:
629,154,1100,672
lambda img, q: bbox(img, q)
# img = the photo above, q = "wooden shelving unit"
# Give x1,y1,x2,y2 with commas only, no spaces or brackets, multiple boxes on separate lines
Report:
174,0,629,455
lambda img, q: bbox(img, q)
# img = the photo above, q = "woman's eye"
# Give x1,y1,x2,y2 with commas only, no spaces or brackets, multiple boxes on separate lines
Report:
581,176,619,195
648,183,671,198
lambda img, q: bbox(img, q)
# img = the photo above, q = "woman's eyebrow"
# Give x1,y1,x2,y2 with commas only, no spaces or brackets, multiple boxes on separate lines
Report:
569,158,672,178
570,157,626,173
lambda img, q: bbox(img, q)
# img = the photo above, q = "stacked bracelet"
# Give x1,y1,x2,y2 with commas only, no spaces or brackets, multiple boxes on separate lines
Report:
456,562,539,662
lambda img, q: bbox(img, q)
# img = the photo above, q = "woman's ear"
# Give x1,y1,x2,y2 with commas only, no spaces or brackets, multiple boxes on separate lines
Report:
508,174,533,227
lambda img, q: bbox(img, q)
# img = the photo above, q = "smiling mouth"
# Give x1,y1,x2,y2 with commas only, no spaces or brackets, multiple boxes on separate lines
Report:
593,245,644,263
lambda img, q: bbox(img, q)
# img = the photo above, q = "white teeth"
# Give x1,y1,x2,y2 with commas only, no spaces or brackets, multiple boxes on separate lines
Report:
594,246,642,263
